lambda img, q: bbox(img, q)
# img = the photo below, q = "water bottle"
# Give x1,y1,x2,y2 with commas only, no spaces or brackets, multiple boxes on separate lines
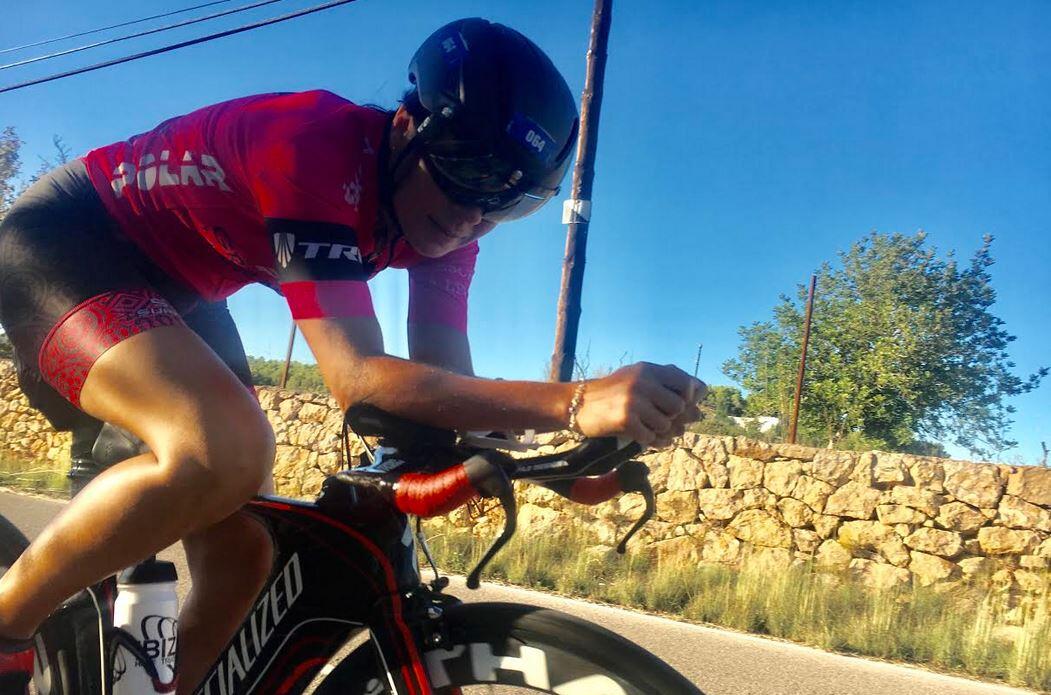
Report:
112,558,179,694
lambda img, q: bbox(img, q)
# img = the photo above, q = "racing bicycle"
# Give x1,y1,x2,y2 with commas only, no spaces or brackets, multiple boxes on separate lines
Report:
0,405,703,694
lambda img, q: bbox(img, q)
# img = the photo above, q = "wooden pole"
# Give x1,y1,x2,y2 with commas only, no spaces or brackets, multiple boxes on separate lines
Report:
788,275,817,444
549,0,612,382
280,324,296,388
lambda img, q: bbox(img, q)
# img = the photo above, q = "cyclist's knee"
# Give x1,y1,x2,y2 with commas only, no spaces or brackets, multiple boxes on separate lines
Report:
158,408,275,520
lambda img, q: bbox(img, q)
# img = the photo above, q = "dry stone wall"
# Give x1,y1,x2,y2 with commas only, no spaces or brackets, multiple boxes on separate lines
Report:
2,359,1048,591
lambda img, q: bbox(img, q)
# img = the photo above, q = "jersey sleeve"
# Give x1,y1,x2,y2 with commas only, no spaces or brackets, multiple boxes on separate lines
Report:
246,96,376,321
407,242,478,333
267,218,376,320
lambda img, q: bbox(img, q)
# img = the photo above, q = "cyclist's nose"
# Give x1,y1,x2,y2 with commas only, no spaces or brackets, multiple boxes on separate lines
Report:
450,203,484,231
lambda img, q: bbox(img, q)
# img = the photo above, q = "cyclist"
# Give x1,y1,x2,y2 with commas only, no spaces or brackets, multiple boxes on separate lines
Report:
0,17,705,692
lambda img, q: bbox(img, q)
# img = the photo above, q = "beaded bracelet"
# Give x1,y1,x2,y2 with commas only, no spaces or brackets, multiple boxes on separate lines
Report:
567,380,587,437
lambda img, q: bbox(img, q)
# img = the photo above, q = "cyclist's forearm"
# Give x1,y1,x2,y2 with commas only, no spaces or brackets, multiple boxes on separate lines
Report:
330,354,575,432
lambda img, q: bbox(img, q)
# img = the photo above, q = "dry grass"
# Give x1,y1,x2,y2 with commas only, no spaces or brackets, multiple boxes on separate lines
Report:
423,523,1050,692
0,454,67,496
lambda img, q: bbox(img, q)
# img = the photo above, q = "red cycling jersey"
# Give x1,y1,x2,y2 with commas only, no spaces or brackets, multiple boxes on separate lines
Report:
80,90,477,332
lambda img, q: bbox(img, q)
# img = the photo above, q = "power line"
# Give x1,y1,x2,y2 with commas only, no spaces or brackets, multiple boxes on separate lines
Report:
0,0,358,96
2,0,289,71
0,1,237,56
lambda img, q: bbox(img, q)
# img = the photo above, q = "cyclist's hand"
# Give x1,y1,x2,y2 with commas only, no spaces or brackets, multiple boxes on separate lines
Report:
575,363,706,448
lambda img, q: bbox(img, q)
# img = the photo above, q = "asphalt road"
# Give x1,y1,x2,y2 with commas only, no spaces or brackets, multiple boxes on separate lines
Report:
0,489,1039,695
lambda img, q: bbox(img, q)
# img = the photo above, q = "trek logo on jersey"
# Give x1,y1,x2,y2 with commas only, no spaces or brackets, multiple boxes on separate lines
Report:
195,553,304,695
272,232,362,269
110,150,232,198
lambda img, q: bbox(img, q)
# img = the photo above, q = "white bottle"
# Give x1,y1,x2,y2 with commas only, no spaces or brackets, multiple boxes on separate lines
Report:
112,558,179,694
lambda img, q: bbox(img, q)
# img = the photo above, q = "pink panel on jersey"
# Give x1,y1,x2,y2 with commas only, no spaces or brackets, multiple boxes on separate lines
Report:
407,242,478,333
282,280,376,321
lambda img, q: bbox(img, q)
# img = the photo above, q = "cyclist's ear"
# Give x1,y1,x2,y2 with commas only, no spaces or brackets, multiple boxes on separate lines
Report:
390,106,416,152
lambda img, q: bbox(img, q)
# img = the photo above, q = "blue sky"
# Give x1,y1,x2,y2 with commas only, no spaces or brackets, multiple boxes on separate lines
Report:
2,1,1048,463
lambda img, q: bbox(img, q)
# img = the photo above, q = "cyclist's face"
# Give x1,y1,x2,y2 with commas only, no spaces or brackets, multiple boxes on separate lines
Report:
389,107,497,258
393,157,497,258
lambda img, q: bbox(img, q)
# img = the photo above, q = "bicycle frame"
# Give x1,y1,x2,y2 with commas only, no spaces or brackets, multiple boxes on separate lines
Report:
52,407,654,695
187,492,441,695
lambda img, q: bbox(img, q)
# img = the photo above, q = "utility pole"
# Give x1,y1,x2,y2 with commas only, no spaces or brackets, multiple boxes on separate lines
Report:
788,275,817,444
549,0,612,382
280,324,296,389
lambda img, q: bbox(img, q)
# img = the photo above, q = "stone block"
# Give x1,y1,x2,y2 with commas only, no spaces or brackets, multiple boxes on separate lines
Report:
654,536,702,565
978,527,1041,555
778,498,814,528
943,461,1004,509
825,482,882,519
1019,555,1049,570
1014,570,1049,594
908,458,946,492
812,514,841,539
740,488,777,511
815,539,852,569
728,509,793,548
838,520,896,550
764,460,802,497
702,530,742,564
935,501,986,533
794,476,835,513
657,490,700,525
876,505,927,525
793,528,820,554
727,455,764,489
909,551,958,586
996,495,1051,532
1006,467,1051,506
903,528,963,558
668,448,708,491
697,488,742,520
887,486,945,516
850,558,911,590
873,453,908,486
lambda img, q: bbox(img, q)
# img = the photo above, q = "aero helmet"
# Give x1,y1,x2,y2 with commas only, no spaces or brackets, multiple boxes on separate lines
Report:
404,18,579,221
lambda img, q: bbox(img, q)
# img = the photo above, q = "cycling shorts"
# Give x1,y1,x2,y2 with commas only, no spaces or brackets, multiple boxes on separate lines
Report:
0,160,253,432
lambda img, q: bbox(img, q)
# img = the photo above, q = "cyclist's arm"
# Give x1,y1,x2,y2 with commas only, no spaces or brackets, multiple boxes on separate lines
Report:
408,322,474,375
405,242,477,375
297,314,572,432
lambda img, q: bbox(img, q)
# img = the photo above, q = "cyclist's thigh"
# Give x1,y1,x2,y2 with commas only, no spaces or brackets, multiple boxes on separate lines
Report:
182,299,254,391
181,299,275,491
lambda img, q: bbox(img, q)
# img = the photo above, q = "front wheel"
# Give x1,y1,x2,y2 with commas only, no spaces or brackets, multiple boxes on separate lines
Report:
317,602,703,695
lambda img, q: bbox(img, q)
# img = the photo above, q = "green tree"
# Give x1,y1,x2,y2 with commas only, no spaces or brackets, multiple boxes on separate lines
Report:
723,232,1046,458
0,127,22,357
247,355,326,392
705,385,747,418
1,126,22,221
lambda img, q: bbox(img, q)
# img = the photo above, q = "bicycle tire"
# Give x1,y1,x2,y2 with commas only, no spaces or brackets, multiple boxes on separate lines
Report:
315,601,704,695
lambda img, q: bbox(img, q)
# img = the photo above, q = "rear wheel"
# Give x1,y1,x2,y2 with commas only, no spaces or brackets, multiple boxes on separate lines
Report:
316,602,703,695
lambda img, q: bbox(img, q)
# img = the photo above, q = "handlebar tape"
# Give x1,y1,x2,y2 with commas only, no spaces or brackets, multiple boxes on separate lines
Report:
393,465,478,517
566,470,623,505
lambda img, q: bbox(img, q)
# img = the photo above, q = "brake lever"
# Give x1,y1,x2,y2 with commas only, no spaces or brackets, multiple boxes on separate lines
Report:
614,461,654,554
462,453,517,589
